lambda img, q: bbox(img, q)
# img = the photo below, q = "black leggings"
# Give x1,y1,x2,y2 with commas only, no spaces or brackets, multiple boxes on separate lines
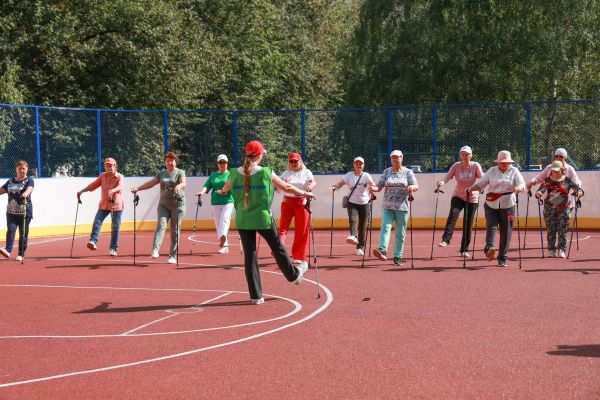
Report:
441,196,479,252
238,219,300,300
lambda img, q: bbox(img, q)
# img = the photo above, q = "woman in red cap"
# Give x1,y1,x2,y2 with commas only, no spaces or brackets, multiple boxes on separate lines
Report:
76,157,124,257
277,152,316,264
219,141,315,304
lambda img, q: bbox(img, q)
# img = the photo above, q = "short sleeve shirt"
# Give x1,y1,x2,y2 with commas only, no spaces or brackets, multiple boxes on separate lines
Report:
279,168,315,198
342,172,372,206
156,168,186,207
2,177,34,218
377,168,417,212
204,171,234,205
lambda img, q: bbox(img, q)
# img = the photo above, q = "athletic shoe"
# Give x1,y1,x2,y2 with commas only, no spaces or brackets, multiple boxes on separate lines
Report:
355,248,365,256
16,255,23,262
293,261,309,285
109,248,117,257
486,248,496,261
219,235,227,248
373,247,387,261
498,259,507,267
87,241,98,250
346,235,359,245
548,250,555,257
461,252,470,258
438,241,449,247
393,256,403,266
251,297,265,305
0,248,9,258
557,250,566,258
151,250,159,258
167,256,177,264
217,247,229,254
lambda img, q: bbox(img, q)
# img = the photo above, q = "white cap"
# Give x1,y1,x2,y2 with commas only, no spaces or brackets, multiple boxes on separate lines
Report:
554,148,568,158
217,154,228,162
353,156,365,164
459,145,472,154
390,150,403,157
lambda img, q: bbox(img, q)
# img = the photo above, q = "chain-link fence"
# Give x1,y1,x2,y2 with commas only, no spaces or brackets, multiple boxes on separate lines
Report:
1,100,600,177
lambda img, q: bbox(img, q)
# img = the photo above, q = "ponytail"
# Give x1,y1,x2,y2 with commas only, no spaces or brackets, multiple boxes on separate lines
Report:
243,157,252,209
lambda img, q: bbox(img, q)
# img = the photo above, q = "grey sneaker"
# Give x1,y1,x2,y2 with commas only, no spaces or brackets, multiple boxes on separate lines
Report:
393,256,403,266
438,241,449,247
498,259,507,267
548,250,555,257
557,250,566,258
373,248,387,261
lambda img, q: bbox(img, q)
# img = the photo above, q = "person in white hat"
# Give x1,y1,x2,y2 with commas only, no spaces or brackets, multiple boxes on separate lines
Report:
329,156,376,256
436,146,483,257
467,150,525,267
527,148,581,190
196,154,234,253
370,150,419,265
534,160,584,258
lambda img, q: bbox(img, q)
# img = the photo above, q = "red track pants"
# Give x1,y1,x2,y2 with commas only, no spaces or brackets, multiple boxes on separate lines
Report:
278,197,309,261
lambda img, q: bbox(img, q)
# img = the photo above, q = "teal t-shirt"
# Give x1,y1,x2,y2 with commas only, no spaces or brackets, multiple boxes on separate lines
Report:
230,167,274,230
203,171,234,205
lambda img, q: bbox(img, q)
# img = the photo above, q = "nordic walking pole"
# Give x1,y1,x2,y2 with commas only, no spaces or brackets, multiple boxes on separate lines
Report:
109,196,116,258
471,190,483,260
305,198,321,299
523,190,532,249
133,194,140,266
567,196,582,258
329,187,335,257
361,194,375,268
189,195,202,255
537,197,545,258
516,193,522,269
368,195,375,256
70,197,82,258
175,201,180,267
408,194,415,269
462,199,469,269
20,201,28,264
430,188,443,260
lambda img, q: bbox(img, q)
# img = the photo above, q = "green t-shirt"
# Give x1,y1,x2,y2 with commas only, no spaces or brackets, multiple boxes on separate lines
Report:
156,168,186,207
230,167,274,230
203,170,234,205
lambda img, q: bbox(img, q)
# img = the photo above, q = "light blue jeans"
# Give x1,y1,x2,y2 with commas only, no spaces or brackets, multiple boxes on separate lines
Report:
90,209,123,250
378,208,409,258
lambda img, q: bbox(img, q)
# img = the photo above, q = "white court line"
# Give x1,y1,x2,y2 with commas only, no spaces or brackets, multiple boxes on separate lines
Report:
121,292,233,336
0,273,331,388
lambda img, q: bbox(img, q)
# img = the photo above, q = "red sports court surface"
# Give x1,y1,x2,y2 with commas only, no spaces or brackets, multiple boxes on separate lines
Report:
0,229,599,399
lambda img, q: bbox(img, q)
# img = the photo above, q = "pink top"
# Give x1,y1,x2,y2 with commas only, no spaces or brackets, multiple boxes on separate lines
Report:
441,162,483,202
83,172,124,211
530,163,581,187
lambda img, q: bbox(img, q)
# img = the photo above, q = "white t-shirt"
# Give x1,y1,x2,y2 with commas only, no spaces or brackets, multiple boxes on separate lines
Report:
279,168,315,198
342,172,372,205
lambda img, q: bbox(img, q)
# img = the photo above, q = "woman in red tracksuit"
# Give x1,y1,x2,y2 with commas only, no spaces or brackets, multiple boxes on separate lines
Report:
278,153,316,264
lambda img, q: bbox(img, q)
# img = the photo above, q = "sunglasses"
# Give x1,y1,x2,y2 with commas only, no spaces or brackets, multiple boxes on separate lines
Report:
217,161,228,164
554,155,565,159
289,160,300,163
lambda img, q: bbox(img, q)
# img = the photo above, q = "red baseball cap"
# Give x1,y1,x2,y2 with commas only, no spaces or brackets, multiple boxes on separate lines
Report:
245,141,267,156
288,152,302,161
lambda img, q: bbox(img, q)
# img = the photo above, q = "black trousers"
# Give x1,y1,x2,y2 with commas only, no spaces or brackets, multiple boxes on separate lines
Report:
347,202,370,249
238,219,300,300
6,213,32,256
441,196,479,252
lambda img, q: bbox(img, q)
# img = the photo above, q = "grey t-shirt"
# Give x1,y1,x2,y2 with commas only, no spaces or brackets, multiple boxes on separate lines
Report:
156,168,186,207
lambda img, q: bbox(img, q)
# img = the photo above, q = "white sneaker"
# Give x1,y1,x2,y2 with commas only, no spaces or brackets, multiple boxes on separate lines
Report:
87,241,97,250
217,247,229,254
438,241,449,247
356,248,364,256
109,248,117,257
548,250,555,258
16,255,23,262
0,248,9,258
557,250,566,258
346,235,359,245
461,252,470,258
151,250,159,258
293,261,308,285
251,297,265,305
167,256,177,264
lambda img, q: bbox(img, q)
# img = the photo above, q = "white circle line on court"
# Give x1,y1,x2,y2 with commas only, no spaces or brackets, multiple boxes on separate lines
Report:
0,286,302,338
0,271,332,388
